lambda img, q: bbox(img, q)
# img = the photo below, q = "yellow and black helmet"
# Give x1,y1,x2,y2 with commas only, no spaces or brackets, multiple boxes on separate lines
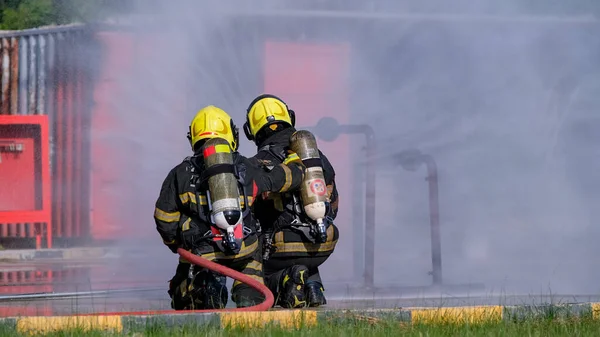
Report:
186,105,240,152
243,94,296,142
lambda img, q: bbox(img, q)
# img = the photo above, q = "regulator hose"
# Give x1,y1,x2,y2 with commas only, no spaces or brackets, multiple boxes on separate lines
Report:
78,248,274,316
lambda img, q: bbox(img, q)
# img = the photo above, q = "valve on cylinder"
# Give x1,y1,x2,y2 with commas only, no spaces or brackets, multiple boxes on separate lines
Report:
202,137,243,254
289,130,329,244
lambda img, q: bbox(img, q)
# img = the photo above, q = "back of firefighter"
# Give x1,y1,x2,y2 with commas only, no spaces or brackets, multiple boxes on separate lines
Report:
153,105,306,310
243,94,340,308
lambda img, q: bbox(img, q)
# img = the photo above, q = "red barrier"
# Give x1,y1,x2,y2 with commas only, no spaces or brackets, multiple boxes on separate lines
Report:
0,27,93,248
0,115,52,248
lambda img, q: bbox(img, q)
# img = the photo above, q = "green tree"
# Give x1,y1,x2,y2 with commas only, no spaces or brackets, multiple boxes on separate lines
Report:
0,0,134,30
1,0,54,30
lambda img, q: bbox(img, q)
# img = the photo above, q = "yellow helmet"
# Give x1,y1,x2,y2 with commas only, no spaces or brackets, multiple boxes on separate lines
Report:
243,94,296,142
187,105,239,152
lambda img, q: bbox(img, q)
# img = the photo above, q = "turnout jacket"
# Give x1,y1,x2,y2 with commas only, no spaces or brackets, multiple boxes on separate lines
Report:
251,127,339,238
154,151,306,258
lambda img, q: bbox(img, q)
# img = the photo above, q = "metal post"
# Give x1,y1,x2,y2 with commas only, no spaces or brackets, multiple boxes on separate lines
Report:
423,155,442,286
396,150,442,286
340,124,376,288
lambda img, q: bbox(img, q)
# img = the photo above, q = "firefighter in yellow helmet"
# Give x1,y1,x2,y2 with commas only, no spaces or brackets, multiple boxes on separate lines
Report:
153,105,307,310
243,94,340,308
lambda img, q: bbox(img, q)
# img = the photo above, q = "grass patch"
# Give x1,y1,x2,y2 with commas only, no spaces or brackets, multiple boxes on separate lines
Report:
3,317,600,336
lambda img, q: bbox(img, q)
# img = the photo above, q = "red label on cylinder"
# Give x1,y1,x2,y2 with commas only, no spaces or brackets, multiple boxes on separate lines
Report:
203,145,216,158
309,179,327,196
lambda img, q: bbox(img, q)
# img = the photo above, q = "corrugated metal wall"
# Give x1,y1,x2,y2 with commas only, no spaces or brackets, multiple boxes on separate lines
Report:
0,26,95,247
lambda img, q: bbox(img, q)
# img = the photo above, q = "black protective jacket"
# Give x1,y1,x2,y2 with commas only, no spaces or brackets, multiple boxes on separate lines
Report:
154,151,306,258
251,127,339,236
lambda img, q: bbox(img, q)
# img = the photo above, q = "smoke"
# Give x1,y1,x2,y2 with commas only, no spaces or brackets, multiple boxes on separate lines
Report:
94,0,600,298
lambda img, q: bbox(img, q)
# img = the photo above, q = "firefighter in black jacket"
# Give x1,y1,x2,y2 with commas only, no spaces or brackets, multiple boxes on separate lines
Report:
154,105,306,310
243,94,340,308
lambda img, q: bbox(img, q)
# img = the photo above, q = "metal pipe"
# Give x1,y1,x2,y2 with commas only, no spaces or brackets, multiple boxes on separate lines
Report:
226,8,600,24
310,119,377,288
0,287,163,301
396,150,442,286
351,161,364,281
340,124,376,288
422,154,442,286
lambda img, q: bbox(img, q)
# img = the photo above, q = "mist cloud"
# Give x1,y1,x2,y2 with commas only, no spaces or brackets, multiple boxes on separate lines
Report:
98,1,600,297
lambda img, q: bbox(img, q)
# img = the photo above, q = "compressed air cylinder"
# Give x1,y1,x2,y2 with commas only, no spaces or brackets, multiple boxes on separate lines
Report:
289,130,328,226
202,138,242,232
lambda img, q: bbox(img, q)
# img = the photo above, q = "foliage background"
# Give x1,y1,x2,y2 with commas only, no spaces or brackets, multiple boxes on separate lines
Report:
0,0,134,30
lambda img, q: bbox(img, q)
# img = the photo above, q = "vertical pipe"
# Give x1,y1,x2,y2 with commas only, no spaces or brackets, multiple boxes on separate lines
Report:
9,38,19,116
27,36,37,116
18,37,28,115
337,123,376,288
362,127,376,288
73,31,83,238
46,34,55,170
79,31,91,239
46,36,56,244
64,32,74,241
352,157,364,280
423,155,442,286
53,33,64,239
1,38,10,115
37,36,46,116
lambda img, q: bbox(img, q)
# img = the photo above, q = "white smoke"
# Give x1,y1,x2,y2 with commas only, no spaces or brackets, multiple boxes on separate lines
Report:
93,1,600,298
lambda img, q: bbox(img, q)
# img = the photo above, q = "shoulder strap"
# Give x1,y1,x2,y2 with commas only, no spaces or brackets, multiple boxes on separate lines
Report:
259,144,287,162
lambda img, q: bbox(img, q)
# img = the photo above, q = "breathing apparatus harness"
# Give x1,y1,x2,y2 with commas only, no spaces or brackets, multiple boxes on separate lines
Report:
182,154,255,255
258,144,332,261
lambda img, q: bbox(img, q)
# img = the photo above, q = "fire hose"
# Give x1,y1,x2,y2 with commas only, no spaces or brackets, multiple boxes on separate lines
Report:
78,248,274,316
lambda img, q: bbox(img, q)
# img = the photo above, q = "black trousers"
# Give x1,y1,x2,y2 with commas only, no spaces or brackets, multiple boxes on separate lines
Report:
169,236,265,310
263,224,339,296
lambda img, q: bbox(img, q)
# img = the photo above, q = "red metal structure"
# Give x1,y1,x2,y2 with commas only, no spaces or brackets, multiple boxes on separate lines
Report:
0,26,94,249
0,115,51,248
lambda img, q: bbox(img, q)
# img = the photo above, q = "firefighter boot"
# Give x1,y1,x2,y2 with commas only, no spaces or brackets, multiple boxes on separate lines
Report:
199,271,228,309
278,265,309,308
305,281,327,307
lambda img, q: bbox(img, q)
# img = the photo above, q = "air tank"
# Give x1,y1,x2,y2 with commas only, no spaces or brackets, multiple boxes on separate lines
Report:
202,137,242,250
289,130,329,243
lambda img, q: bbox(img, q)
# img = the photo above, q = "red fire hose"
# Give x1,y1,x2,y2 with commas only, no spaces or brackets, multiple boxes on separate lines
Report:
78,248,274,316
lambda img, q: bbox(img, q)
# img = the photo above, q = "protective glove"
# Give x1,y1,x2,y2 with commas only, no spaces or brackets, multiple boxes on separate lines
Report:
164,240,179,254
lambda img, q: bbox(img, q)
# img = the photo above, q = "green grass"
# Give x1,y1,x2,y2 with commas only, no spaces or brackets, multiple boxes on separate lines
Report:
4,318,600,337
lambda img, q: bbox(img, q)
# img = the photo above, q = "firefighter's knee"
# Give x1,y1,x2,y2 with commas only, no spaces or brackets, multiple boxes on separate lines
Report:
328,223,339,244
201,272,229,309
169,270,228,310
231,283,265,308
